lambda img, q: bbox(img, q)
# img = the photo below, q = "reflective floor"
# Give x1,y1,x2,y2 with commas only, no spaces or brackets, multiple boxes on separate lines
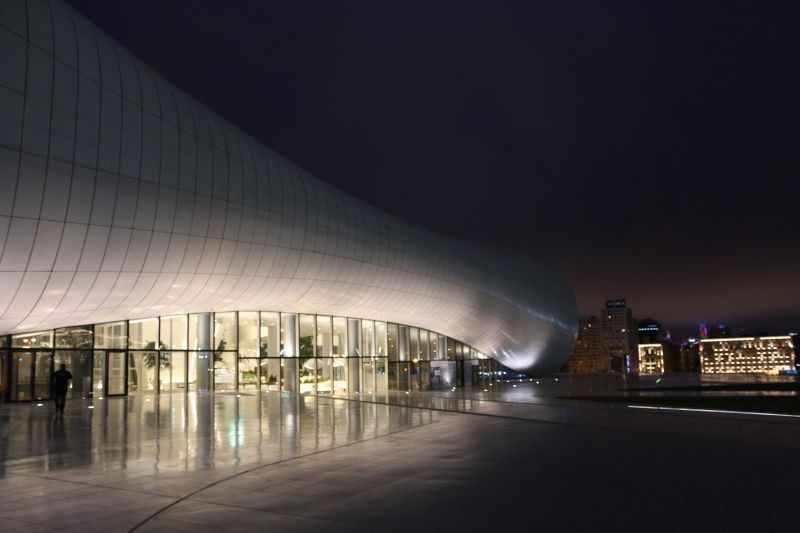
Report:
2,379,800,531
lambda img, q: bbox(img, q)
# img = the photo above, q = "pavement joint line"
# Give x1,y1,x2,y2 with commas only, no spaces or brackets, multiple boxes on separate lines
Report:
628,404,800,418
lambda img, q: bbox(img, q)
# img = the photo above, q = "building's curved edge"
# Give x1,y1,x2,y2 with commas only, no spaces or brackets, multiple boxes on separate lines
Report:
0,0,578,375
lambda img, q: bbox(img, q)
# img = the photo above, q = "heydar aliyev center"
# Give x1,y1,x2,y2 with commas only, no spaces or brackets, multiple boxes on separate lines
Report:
0,0,577,401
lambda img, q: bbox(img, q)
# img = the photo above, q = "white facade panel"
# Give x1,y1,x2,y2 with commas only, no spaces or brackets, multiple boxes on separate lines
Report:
0,0,578,374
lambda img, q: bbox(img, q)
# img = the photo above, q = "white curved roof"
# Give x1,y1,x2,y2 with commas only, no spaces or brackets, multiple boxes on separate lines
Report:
0,0,577,374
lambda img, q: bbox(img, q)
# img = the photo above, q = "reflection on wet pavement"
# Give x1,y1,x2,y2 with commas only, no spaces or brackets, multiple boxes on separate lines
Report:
2,380,800,531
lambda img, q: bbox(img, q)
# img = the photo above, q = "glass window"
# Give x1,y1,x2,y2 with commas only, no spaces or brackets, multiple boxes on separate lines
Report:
260,358,281,391
398,325,409,361
362,320,375,357
362,358,375,393
409,327,420,361
420,330,430,360
299,315,316,393
300,356,316,394
55,326,93,349
260,312,279,357
397,361,410,390
238,312,259,357
282,358,298,393
214,312,237,352
375,321,387,356
316,315,332,357
375,357,388,390
188,352,199,391
299,314,316,359
128,351,158,393
281,313,297,357
160,315,187,350
387,323,398,361
107,352,126,395
129,318,159,349
333,356,348,393
34,352,52,399
332,317,347,356
188,314,205,351
12,331,53,348
348,318,360,357
437,335,447,361
316,357,333,393
214,352,236,390
92,350,105,397
163,351,187,391
238,358,259,389
447,337,456,361
94,322,128,349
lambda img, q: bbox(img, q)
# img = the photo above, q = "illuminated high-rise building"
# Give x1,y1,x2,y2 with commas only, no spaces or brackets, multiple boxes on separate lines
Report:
601,299,638,372
566,316,609,373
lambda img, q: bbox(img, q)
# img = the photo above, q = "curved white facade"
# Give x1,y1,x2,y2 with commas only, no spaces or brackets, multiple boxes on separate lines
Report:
0,0,576,375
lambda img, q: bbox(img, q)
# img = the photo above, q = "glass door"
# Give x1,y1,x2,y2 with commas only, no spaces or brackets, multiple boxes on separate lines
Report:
10,351,54,401
93,350,128,397
107,351,127,396
54,350,92,399
33,352,53,400
11,352,33,401
93,350,105,397
0,350,7,402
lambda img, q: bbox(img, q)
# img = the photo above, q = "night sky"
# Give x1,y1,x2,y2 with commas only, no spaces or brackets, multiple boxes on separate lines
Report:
66,0,800,338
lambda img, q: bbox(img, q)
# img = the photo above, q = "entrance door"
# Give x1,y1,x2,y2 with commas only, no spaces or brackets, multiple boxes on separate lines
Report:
54,350,92,399
11,352,33,401
10,351,53,401
33,352,54,400
107,351,126,395
93,350,128,397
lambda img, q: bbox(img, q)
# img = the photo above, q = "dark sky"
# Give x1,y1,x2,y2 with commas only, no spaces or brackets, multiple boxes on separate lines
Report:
66,0,800,337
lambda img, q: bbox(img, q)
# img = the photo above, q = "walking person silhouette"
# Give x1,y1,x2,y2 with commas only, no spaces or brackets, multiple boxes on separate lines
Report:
53,364,72,414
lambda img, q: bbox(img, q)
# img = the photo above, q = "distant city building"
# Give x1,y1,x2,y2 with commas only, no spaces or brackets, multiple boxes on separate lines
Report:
638,319,661,343
638,344,664,374
601,299,638,372
566,316,610,373
699,336,796,374
680,337,701,372
637,342,680,374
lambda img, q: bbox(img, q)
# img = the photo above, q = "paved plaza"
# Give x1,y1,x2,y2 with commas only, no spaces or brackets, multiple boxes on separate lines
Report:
1,378,800,532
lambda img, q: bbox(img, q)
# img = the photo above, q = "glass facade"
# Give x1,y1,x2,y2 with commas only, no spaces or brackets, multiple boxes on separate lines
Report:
0,311,504,402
